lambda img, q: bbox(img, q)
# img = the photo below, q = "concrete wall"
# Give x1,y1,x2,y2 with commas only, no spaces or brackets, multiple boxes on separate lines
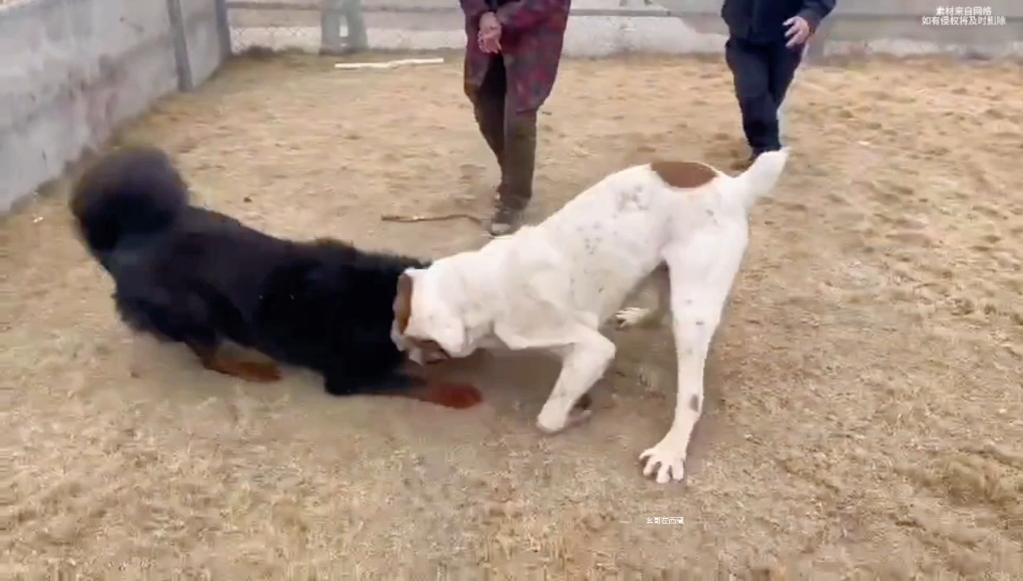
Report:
0,0,228,213
227,0,1023,58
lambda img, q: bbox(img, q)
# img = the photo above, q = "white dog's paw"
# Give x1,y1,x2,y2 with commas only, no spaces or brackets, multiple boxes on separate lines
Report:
639,444,687,484
614,307,652,329
537,398,592,434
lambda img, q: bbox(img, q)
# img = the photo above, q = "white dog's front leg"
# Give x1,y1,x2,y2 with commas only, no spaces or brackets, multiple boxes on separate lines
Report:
536,332,616,434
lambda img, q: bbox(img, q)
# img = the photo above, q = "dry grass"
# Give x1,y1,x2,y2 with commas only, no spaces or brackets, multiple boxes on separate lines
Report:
2,53,1022,578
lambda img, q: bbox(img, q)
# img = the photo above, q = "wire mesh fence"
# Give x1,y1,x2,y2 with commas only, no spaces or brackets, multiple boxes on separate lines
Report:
222,1,1023,61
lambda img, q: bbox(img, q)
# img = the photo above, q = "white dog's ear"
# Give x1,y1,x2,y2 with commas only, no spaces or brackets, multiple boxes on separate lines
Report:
395,268,470,357
393,271,414,335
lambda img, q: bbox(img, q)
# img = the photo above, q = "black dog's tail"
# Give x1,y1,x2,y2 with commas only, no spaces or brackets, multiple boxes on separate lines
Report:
69,145,190,255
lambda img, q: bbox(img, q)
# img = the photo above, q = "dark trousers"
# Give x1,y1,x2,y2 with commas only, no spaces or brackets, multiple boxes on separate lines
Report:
470,57,537,212
725,37,803,155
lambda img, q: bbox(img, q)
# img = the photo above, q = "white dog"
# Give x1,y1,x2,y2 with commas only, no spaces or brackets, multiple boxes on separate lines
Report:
391,149,789,483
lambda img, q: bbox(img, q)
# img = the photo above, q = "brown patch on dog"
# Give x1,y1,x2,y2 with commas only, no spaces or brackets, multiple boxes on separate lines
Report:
650,161,717,189
188,343,282,382
206,357,282,383
392,275,452,361
688,394,701,413
394,273,413,333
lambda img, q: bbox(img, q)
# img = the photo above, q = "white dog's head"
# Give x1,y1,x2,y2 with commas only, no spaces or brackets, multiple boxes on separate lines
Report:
390,267,471,365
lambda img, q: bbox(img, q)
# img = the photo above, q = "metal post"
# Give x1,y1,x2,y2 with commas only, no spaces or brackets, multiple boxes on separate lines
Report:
165,0,194,91
214,0,233,59
343,0,368,52
320,0,344,53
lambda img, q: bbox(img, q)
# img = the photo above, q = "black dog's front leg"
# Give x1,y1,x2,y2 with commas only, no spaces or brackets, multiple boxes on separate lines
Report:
186,339,282,383
323,367,481,409
115,289,281,383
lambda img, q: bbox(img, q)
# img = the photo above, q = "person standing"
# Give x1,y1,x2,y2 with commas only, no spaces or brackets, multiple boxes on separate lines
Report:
721,0,835,166
459,0,571,235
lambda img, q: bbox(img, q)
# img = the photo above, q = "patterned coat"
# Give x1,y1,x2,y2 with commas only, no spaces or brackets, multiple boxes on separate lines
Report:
460,0,571,114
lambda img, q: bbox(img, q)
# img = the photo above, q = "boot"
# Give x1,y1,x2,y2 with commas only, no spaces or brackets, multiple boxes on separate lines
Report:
489,113,536,236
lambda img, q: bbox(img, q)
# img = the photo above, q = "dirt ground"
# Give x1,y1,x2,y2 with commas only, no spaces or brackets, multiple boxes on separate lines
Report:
2,53,1022,578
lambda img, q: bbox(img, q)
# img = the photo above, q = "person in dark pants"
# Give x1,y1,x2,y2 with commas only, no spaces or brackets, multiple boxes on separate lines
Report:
722,0,836,166
459,0,571,235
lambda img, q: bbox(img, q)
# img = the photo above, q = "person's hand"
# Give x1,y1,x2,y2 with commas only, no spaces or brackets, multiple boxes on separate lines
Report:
478,12,501,53
478,32,501,53
783,15,811,48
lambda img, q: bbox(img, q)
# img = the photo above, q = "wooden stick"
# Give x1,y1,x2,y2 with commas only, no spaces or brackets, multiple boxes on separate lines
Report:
380,213,484,224
334,58,445,70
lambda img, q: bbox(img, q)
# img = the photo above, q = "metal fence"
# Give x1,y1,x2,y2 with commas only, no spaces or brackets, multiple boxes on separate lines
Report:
217,0,1023,62
221,0,743,58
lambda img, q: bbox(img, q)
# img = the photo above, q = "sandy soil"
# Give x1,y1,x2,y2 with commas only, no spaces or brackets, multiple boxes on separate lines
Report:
2,53,1022,578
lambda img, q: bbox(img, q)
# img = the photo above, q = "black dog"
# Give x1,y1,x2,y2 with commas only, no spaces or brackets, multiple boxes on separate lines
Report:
69,145,480,409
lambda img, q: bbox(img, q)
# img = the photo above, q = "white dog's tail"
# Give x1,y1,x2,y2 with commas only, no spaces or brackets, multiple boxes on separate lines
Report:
730,148,789,211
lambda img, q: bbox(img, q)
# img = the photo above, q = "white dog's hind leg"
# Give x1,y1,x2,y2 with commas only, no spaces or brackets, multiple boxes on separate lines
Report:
640,238,744,483
614,267,671,329
536,330,616,433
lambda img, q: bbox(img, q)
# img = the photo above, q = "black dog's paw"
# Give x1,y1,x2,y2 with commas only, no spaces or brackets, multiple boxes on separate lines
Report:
324,371,483,409
409,382,483,409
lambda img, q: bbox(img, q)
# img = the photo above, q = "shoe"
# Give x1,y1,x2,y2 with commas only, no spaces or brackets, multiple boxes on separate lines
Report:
487,203,522,236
